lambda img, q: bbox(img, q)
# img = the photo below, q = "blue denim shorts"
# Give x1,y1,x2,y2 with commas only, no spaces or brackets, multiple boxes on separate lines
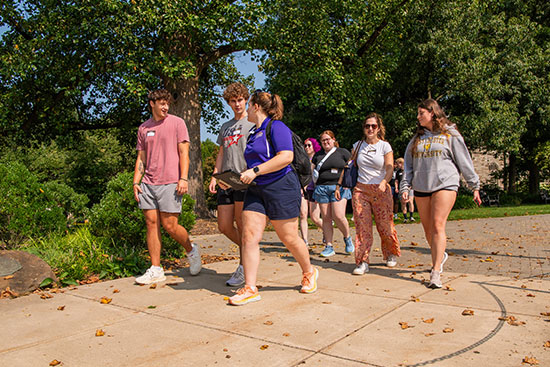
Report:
313,184,352,203
244,172,301,220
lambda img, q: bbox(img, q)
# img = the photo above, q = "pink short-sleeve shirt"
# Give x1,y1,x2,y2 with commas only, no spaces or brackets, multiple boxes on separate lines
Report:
136,114,190,185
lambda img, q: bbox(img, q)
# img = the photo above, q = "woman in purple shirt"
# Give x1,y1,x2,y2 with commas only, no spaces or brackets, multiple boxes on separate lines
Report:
227,91,319,306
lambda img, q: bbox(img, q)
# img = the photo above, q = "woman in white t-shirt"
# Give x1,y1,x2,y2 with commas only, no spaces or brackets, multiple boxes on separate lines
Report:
346,113,400,275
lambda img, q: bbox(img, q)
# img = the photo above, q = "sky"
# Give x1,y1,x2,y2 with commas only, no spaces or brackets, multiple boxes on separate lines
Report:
200,52,266,142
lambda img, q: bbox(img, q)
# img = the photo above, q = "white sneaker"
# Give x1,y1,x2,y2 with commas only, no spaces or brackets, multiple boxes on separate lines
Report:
386,255,398,268
352,262,369,275
226,265,245,287
187,243,202,275
135,266,166,285
428,269,442,289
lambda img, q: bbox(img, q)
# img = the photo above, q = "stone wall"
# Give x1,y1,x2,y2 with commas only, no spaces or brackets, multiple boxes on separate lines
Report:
470,151,503,188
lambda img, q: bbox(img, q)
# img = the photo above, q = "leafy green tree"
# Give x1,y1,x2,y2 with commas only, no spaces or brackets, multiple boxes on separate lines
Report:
0,0,264,216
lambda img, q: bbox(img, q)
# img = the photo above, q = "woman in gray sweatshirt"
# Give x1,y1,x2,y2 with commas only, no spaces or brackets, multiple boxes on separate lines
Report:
399,99,481,289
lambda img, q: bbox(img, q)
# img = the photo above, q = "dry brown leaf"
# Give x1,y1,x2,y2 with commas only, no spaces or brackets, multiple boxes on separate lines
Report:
95,329,105,337
3,275,14,280
264,320,273,326
425,333,435,337
521,285,527,288
113,289,120,293
49,360,61,366
540,312,550,317
260,345,269,350
444,286,455,291
223,348,228,352
443,328,454,333
462,309,475,316
100,296,112,304
423,318,435,324
57,306,65,311
399,322,412,329
149,283,157,289
522,356,539,365
543,341,550,348
322,301,332,304
283,333,290,337
526,293,535,297
40,293,53,299
410,242,419,246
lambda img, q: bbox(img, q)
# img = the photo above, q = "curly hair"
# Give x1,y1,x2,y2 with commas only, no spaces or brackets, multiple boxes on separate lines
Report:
147,89,172,104
305,138,321,153
223,82,250,102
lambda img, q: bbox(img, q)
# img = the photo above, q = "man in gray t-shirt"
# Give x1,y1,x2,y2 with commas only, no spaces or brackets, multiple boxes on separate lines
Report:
209,82,254,287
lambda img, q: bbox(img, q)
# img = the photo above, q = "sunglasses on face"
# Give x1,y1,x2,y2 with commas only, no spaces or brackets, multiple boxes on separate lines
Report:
364,124,378,130
304,144,312,148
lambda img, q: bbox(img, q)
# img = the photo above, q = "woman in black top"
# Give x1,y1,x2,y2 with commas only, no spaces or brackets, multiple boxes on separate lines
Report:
312,130,354,257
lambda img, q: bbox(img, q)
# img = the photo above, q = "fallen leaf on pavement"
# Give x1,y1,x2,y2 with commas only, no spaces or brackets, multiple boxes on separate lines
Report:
113,289,120,293
49,360,61,366
147,305,156,309
95,329,105,337
543,341,550,348
264,321,273,325
425,333,435,337
522,356,539,365
149,283,157,289
322,301,331,304
526,293,535,297
283,333,290,337
260,345,269,350
399,322,412,329
422,318,434,324
540,312,550,317
100,296,112,304
444,286,455,291
443,328,454,333
3,275,14,280
462,309,475,316
57,306,65,311
40,293,53,299
521,285,527,288
499,315,525,326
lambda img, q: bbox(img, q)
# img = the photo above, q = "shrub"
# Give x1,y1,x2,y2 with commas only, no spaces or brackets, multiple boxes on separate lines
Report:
90,171,196,257
453,194,478,209
24,226,148,284
0,162,66,247
42,181,89,223
499,193,523,206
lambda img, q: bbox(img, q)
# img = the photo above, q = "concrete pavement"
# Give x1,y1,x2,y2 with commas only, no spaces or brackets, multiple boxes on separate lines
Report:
1,215,549,366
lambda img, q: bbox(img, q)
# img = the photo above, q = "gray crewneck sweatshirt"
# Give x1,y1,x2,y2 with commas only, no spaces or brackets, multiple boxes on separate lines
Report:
399,125,480,195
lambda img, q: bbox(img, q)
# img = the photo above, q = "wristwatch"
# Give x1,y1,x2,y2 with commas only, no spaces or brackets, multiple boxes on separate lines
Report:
253,166,260,175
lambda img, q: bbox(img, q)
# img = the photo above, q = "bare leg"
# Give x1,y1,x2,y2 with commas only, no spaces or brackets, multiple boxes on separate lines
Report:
271,218,313,273
429,190,456,272
241,210,267,287
234,201,245,264
143,209,162,266
331,197,350,238
415,196,433,247
159,212,193,253
299,196,309,242
319,202,334,244
309,201,323,229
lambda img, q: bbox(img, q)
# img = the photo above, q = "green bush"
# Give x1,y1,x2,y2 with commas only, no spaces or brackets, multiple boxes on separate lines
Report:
42,181,89,223
453,194,478,209
499,193,523,206
90,171,196,257
0,162,66,247
24,226,147,284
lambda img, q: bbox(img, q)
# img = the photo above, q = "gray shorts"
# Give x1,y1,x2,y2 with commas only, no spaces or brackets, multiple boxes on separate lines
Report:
138,183,182,213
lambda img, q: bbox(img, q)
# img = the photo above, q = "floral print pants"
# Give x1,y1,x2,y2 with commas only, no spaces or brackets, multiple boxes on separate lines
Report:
352,182,400,265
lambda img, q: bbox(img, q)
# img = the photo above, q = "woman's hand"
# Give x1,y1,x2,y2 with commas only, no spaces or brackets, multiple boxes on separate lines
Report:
378,180,387,192
473,190,482,206
240,169,257,184
335,186,341,201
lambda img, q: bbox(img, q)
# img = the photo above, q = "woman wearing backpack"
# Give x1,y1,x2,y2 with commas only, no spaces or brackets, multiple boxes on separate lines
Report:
228,90,318,306
312,130,354,257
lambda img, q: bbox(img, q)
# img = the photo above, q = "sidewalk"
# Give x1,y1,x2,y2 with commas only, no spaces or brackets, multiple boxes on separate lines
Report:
1,215,549,366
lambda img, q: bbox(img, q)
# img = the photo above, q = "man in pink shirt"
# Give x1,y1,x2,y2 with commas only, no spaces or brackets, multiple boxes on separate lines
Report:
132,89,201,284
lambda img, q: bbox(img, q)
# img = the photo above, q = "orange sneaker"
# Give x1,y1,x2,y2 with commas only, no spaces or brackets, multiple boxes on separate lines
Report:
228,285,261,306
300,267,319,294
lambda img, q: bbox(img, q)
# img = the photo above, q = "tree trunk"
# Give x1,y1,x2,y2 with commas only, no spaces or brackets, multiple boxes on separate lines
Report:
165,76,211,218
508,153,517,194
527,157,540,194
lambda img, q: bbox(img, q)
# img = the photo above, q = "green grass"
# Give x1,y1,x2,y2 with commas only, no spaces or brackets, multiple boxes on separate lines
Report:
335,204,550,228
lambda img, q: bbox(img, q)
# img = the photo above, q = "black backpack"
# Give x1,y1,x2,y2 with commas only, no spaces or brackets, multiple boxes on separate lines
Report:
265,119,312,188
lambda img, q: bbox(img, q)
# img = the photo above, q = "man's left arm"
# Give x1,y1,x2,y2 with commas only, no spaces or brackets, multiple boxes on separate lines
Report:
177,141,190,195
